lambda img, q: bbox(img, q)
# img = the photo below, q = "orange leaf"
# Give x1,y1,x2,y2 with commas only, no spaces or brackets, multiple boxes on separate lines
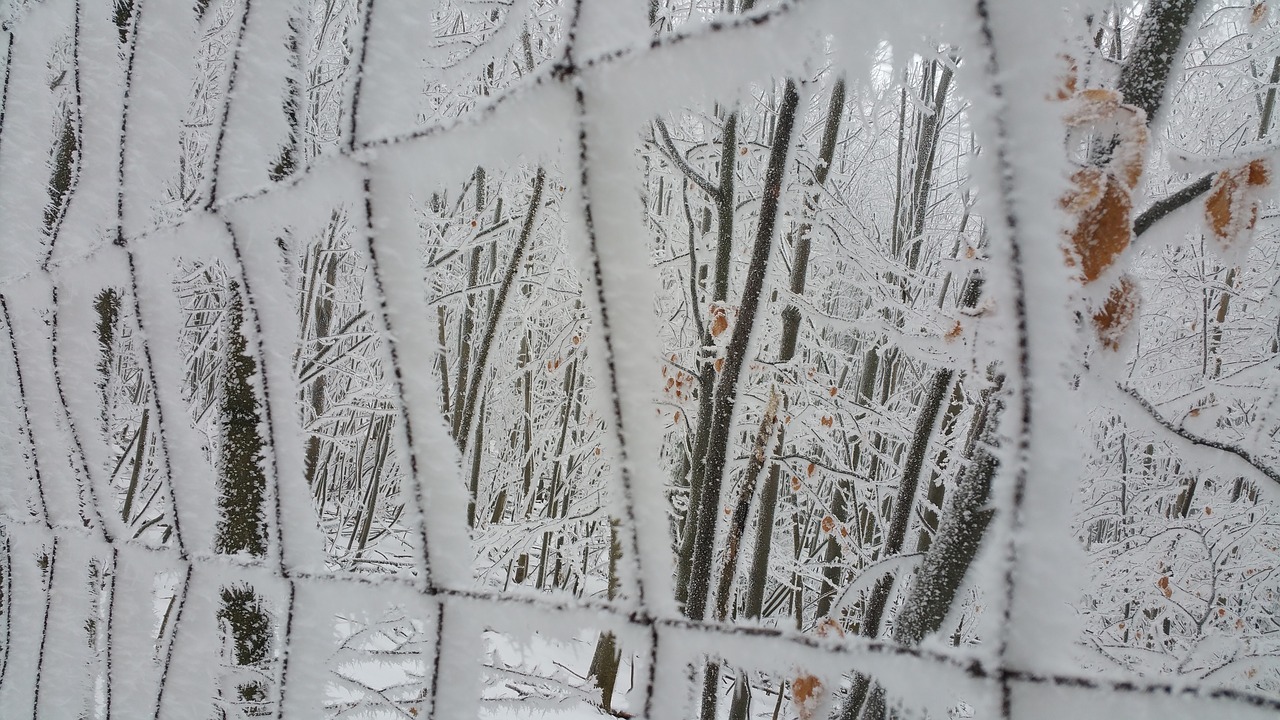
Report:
792,674,824,720
1092,276,1139,352
1206,166,1247,239
944,321,963,343
815,617,844,638
1206,159,1269,249
673,411,681,424
1059,88,1148,283
1063,168,1133,283
790,476,802,492
828,386,838,397
1249,158,1270,186
1064,89,1148,188
714,357,725,373
806,463,815,477
1052,53,1079,101
820,415,833,427
821,516,835,534
711,312,729,337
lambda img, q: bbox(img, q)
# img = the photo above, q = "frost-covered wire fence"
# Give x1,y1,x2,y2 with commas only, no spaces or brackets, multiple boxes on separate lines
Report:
1,0,1279,718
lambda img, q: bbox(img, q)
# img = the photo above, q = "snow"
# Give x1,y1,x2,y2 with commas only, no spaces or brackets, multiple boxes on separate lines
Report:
2,0,1279,718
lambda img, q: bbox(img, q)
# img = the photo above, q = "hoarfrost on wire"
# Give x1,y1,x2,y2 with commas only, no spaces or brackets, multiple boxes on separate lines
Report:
0,0,1278,719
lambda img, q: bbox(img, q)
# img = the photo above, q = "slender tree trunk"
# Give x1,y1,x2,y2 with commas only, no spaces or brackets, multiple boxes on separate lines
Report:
463,169,546,527
687,78,799,621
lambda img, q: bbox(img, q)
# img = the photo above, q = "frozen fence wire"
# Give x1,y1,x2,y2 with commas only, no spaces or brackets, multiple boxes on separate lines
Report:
1,0,1278,718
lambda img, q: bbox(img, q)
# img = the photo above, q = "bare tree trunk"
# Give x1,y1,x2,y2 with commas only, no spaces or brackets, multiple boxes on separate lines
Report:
462,169,546,527
687,78,799,621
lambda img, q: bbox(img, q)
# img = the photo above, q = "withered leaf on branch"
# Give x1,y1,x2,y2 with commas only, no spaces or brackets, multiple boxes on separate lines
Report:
1205,159,1270,252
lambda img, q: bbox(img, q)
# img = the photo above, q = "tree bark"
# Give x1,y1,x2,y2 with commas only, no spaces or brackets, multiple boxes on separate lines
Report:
686,78,800,622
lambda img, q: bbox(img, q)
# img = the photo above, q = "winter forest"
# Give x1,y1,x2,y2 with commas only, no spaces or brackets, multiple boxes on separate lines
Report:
0,0,1279,718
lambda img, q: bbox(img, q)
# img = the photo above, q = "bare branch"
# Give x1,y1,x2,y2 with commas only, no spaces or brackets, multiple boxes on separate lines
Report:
1117,383,1280,491
1133,173,1212,237
654,118,720,198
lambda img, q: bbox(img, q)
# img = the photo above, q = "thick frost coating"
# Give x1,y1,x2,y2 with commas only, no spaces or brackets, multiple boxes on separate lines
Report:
1,0,1278,718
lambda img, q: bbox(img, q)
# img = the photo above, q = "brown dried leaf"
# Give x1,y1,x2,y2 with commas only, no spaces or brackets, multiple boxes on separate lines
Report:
815,617,844,638
1063,91,1149,185
1251,2,1268,27
711,312,729,337
1064,169,1133,283
1064,88,1123,124
1092,276,1139,351
710,303,730,337
1058,89,1149,283
1053,54,1079,101
792,675,824,720
1249,158,1270,186
1206,166,1245,239
1204,161,1269,250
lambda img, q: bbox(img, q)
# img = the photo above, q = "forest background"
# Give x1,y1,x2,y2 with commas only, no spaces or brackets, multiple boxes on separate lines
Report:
0,0,1278,718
